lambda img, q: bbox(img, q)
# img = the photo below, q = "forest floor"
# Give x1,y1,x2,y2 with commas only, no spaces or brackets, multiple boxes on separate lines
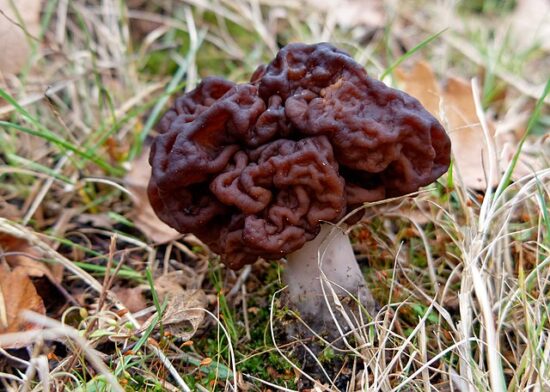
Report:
0,0,549,391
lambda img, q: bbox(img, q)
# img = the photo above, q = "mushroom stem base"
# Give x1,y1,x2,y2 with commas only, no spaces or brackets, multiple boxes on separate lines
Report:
283,223,376,336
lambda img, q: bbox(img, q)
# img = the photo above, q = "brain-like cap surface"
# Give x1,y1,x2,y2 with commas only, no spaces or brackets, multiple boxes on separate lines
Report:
148,42,451,269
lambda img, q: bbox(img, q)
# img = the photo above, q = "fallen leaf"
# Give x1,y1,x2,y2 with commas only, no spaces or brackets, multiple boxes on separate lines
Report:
112,286,148,314
444,76,499,189
153,272,187,302
137,271,208,340
154,269,205,300
395,61,532,189
159,290,207,340
124,147,180,243
0,200,21,220
0,232,63,282
0,0,41,75
395,61,441,116
0,265,46,347
141,289,207,341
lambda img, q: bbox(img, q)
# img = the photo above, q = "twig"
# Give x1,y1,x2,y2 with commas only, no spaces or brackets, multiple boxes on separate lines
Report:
241,284,251,341
227,264,251,299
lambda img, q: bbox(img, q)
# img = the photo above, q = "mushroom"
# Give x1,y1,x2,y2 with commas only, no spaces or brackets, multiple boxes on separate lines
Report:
148,43,451,334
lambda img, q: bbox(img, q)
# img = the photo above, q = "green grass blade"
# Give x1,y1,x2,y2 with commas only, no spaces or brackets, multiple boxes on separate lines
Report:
0,120,123,176
535,181,550,249
72,261,144,282
146,268,163,314
0,86,123,175
6,153,75,184
494,78,550,199
129,61,188,160
39,0,58,40
380,28,447,80
86,84,185,154
0,87,48,130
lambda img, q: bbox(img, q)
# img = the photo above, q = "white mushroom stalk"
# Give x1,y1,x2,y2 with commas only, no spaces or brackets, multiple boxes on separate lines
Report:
283,223,376,333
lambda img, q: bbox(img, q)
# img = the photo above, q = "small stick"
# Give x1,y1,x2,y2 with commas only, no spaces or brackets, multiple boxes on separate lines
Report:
226,264,251,299
241,284,251,342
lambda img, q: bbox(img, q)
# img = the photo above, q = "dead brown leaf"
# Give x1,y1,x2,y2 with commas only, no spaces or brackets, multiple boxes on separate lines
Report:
154,272,187,302
154,270,204,301
141,289,207,341
158,289,207,340
0,265,46,347
124,147,180,243
395,61,531,190
0,0,41,75
138,272,208,340
0,200,21,220
444,77,499,189
112,286,148,314
0,232,63,283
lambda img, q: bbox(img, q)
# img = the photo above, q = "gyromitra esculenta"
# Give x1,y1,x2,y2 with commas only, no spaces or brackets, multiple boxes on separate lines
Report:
148,43,451,331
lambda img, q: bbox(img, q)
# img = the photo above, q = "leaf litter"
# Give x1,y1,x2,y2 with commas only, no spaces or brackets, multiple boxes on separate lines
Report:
139,272,208,341
0,265,46,348
0,232,63,282
142,289,207,341
395,61,542,189
0,230,70,347
124,146,180,243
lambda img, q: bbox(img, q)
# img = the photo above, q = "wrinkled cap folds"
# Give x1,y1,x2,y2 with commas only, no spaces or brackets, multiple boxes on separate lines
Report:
148,42,451,269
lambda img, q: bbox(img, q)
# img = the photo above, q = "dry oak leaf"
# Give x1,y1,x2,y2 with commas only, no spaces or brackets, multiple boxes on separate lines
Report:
396,61,533,190
124,147,180,243
0,265,46,348
0,0,41,75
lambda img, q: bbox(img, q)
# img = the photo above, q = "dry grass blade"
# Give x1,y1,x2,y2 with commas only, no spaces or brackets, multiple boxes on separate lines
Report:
0,311,124,392
0,219,121,308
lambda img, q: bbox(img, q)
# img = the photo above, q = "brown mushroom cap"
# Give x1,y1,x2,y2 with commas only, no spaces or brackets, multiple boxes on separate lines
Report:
148,42,451,269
